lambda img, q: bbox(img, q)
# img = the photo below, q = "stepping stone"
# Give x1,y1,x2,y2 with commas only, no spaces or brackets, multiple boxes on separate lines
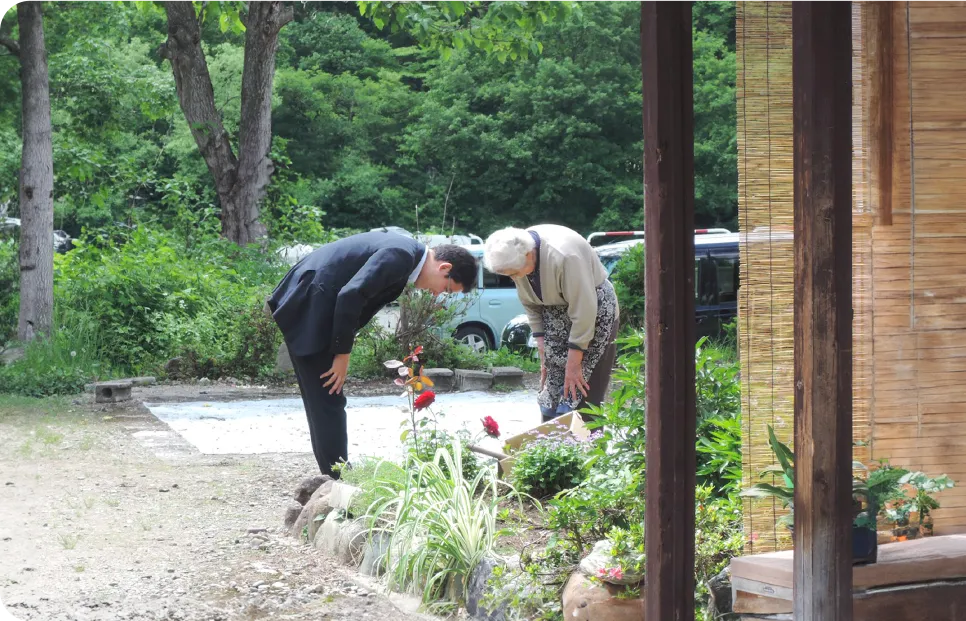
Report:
455,369,493,392
491,366,525,388
95,381,133,404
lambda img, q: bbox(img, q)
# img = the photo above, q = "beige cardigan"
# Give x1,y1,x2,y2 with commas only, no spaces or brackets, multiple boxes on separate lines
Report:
513,224,609,350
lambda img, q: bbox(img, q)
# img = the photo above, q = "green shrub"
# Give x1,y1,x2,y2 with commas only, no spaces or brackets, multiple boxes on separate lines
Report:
337,457,410,519
53,226,287,375
485,346,540,373
511,437,588,499
609,244,645,333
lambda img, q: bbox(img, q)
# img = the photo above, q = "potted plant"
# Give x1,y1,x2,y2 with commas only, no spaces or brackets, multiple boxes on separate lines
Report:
741,425,878,564
886,471,954,539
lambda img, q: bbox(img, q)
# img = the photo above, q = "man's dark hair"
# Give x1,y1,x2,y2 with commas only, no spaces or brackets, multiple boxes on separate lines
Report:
434,245,478,293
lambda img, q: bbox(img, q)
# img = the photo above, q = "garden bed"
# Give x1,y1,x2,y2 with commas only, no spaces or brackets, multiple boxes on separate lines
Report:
267,334,746,620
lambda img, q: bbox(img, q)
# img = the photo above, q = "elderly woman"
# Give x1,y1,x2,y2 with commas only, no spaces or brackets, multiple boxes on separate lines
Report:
484,225,619,421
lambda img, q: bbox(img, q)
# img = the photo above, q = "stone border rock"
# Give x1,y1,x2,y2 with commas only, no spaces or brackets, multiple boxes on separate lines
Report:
284,477,514,620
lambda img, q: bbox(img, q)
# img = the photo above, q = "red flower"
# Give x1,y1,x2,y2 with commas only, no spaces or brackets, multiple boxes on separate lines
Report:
482,416,500,438
414,390,436,411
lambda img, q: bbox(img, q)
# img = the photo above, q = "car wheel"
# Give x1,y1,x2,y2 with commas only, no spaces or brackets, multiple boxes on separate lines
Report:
455,326,491,353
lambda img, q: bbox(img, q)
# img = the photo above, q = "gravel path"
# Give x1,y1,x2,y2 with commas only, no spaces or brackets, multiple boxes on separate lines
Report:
0,390,437,621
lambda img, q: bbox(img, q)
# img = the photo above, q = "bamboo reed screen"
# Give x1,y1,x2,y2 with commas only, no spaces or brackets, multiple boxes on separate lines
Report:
738,2,966,552
736,2,873,553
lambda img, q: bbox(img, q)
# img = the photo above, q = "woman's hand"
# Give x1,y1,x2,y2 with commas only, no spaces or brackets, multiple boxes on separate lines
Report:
321,353,350,395
537,336,547,389
563,348,589,402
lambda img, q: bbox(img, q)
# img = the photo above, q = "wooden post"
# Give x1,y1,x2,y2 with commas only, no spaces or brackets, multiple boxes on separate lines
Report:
869,1,894,226
641,3,696,620
792,3,854,621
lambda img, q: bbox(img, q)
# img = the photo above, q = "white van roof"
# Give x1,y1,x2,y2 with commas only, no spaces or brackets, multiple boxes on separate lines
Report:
594,232,739,257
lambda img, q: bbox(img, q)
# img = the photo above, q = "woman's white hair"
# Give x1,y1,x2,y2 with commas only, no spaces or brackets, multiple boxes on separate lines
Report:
483,227,535,273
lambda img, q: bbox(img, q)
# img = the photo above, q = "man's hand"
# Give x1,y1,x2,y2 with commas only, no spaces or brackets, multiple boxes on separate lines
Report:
321,353,350,395
563,348,589,402
537,336,546,390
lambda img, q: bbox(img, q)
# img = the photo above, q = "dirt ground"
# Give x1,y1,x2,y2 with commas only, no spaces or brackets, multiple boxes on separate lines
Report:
0,382,449,621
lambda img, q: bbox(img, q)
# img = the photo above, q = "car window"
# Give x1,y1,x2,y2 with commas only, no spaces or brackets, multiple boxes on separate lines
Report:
697,249,739,306
482,268,516,289
713,252,739,304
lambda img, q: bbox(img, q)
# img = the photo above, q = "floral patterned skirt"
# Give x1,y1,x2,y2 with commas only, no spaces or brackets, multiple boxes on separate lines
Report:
538,279,619,418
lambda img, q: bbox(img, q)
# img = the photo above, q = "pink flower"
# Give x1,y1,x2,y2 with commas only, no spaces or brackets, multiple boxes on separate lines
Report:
609,567,624,580
414,390,436,411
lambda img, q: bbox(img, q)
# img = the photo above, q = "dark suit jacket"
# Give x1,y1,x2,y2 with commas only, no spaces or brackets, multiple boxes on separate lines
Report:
267,232,425,357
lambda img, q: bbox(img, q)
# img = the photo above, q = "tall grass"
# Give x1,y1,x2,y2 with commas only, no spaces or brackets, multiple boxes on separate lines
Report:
0,309,113,397
363,440,521,610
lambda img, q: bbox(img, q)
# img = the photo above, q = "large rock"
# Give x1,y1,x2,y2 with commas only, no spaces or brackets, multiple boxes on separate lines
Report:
467,557,509,621
562,572,645,621
336,519,369,567
579,539,645,586
706,567,737,620
0,347,24,366
359,532,391,577
314,511,345,555
164,357,185,379
294,475,332,506
309,479,335,503
290,483,336,540
283,502,303,530
275,341,295,374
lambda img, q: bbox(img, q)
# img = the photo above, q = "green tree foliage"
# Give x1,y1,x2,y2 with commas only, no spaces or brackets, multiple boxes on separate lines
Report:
1,2,736,238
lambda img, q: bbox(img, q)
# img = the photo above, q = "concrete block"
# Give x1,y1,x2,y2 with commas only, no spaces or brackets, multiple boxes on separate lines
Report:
491,366,525,388
95,381,133,403
423,368,455,392
328,482,360,512
455,369,493,392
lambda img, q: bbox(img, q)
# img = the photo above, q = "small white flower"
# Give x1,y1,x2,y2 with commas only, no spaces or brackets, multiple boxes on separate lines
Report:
70,351,76,358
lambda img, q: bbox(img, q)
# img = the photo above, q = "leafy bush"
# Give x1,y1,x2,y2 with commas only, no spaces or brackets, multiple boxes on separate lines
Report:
485,346,540,373
337,457,410,519
609,243,646,333
511,330,744,619
511,436,588,499
53,226,287,375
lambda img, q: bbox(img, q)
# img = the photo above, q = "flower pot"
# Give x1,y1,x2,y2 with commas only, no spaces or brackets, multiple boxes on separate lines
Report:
852,525,877,565
891,523,919,542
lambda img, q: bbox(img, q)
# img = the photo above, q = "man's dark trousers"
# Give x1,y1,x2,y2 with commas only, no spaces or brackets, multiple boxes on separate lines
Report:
289,347,348,478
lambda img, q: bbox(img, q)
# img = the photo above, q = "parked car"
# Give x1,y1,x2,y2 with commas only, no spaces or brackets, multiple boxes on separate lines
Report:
501,230,740,351
0,217,72,253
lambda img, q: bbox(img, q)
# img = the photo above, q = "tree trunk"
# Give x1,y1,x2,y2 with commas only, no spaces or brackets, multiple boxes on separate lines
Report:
160,2,292,246
16,1,54,343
